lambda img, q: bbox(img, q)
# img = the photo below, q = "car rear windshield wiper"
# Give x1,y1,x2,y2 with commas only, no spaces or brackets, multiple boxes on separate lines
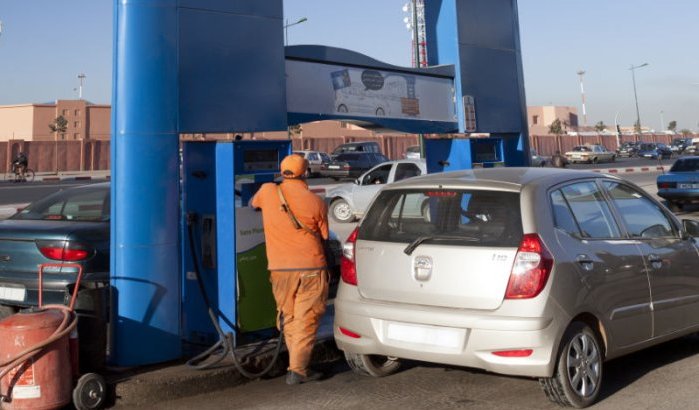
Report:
404,235,479,255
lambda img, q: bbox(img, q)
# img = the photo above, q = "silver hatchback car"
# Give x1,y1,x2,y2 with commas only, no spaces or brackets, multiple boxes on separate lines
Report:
334,168,699,408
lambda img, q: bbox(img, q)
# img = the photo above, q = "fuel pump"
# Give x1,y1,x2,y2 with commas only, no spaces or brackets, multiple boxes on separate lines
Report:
180,140,291,376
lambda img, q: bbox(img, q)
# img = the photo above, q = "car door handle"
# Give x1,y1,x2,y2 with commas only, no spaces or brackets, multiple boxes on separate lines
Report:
576,254,594,271
648,254,663,270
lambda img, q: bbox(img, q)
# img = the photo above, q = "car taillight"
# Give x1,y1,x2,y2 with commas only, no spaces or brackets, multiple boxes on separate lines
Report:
343,164,350,170
341,228,359,286
505,234,553,299
657,181,677,189
36,240,93,262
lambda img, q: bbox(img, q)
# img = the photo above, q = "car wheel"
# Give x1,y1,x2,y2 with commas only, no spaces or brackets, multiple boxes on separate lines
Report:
305,168,312,179
344,352,400,377
375,107,385,117
611,155,616,162
0,304,17,320
540,322,603,408
668,201,683,213
592,157,598,164
330,199,355,223
337,104,348,113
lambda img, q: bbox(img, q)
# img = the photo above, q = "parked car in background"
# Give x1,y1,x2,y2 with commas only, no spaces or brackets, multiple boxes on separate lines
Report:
331,141,381,157
565,144,616,164
320,152,389,180
657,156,699,211
637,143,673,160
403,145,421,160
530,149,548,167
326,159,426,222
670,138,693,154
334,167,699,408
616,141,640,158
293,150,331,177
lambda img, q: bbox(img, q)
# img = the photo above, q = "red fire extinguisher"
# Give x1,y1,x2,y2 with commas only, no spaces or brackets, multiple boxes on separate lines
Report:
0,263,92,410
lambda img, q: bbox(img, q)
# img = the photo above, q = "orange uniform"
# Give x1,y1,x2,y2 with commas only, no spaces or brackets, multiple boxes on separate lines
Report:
251,179,329,270
251,172,329,378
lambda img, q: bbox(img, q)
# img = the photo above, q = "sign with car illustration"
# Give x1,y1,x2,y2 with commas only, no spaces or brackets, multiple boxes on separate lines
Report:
286,60,455,123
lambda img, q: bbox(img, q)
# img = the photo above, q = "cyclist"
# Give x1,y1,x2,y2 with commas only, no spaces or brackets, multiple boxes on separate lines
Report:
11,152,28,181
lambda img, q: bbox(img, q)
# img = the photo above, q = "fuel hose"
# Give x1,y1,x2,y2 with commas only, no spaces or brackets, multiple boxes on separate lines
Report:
185,213,283,379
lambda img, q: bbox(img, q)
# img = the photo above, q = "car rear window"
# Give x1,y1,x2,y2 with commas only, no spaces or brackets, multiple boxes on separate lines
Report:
670,158,699,172
358,189,523,247
12,186,110,222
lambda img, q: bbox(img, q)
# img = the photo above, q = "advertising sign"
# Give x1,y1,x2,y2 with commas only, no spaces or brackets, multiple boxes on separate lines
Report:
287,60,456,123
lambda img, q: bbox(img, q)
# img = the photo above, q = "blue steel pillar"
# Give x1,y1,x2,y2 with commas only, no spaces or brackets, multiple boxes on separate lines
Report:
111,0,181,365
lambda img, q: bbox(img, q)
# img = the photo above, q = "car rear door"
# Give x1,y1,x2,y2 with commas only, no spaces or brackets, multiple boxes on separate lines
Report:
354,188,523,310
549,181,652,349
602,180,699,336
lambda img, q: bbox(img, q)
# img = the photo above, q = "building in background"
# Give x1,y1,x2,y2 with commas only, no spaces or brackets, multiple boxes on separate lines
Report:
0,99,110,142
527,105,579,135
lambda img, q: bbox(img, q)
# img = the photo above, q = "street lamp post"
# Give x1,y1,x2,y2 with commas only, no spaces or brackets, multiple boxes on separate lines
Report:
77,73,86,100
630,63,649,134
284,17,307,46
577,70,587,127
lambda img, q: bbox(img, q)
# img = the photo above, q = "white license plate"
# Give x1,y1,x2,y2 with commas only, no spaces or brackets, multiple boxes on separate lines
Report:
386,322,465,349
678,183,699,189
0,285,26,302
328,165,340,169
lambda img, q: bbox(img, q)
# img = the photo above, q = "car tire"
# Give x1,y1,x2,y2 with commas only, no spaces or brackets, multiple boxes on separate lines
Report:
0,304,17,320
330,199,356,223
668,201,683,213
344,352,401,377
540,322,603,408
611,155,616,162
337,104,348,113
592,157,598,164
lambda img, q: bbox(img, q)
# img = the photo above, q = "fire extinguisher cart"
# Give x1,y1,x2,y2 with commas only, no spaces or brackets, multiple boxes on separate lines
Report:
0,263,107,410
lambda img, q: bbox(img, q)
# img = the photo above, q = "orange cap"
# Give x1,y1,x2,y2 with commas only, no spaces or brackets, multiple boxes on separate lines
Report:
281,154,308,178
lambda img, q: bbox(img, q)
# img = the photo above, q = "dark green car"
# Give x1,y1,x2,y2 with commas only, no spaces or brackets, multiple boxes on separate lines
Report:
0,183,110,318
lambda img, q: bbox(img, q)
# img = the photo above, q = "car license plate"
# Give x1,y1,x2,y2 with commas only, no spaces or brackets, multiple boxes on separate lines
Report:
678,183,699,189
386,321,465,349
328,165,340,169
0,285,26,302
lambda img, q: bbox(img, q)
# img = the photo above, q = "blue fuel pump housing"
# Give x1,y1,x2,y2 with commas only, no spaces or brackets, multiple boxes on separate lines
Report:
181,141,291,346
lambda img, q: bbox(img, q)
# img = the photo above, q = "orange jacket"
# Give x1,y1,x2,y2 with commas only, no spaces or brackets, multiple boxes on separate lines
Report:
251,179,329,271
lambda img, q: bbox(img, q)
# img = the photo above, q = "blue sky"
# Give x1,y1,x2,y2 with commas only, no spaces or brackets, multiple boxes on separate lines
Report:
1,0,698,131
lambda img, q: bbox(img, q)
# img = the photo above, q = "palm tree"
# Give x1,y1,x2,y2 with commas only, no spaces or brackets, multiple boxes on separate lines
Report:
49,115,68,173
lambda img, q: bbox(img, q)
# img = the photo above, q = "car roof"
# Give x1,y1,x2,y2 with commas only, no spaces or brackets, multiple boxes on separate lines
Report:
387,167,613,191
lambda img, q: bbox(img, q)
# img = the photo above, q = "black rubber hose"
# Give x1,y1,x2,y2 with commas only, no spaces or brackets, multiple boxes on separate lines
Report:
185,213,283,378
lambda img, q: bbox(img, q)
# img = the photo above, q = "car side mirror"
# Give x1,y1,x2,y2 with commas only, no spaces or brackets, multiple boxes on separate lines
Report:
681,219,699,239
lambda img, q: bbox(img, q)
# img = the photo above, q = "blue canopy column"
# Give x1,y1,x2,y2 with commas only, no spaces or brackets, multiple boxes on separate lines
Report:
111,0,181,365
424,0,530,166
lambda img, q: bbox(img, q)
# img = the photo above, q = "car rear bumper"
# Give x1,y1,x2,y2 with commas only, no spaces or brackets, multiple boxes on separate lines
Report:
334,286,562,378
657,189,699,201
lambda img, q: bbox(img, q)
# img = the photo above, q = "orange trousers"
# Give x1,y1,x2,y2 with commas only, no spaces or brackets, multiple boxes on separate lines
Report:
270,269,329,376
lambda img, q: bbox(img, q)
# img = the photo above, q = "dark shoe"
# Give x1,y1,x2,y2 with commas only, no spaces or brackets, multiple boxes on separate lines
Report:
285,369,324,385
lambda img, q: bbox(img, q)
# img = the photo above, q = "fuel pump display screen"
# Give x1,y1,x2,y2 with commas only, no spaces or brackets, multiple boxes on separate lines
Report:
243,149,279,172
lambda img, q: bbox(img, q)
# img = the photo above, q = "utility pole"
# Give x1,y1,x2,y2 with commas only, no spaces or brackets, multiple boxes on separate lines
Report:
630,63,649,134
577,70,587,127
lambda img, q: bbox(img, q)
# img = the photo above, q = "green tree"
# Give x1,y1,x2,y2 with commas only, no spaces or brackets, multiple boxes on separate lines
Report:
680,129,692,136
594,121,607,132
668,121,677,132
49,115,68,173
548,118,564,136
